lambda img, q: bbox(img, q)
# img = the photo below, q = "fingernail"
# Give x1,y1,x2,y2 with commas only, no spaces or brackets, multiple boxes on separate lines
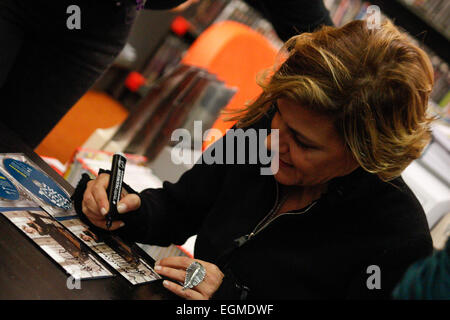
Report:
119,222,125,228
117,203,127,214
163,280,170,287
154,265,162,271
154,260,160,266
100,207,108,216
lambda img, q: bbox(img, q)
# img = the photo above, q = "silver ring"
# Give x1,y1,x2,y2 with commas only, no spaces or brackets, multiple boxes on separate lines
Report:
182,261,206,290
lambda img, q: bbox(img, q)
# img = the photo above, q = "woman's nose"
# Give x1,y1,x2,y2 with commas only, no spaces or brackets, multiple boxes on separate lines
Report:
277,123,290,154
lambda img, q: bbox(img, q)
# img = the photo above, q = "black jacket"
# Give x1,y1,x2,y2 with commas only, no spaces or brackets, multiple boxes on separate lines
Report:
73,110,433,300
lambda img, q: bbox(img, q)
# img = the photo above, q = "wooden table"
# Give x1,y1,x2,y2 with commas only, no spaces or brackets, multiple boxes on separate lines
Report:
0,122,172,299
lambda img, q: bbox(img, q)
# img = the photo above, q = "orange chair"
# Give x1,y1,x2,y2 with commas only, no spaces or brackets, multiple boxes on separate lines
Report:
182,21,278,150
35,91,128,164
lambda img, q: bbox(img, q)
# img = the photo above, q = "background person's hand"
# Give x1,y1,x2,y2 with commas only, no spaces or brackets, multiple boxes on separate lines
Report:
170,0,200,12
154,256,224,300
81,173,141,230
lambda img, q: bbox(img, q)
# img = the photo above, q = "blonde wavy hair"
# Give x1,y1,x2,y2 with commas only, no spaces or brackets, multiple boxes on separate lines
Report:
224,20,435,182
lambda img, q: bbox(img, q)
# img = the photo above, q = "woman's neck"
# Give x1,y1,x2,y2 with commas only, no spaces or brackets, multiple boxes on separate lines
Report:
283,183,328,198
279,183,328,212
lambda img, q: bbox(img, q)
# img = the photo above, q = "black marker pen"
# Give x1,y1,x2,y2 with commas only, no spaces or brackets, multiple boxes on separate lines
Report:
106,152,127,229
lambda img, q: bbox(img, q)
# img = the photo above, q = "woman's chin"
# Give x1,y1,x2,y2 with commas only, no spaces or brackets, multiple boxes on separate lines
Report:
274,171,297,186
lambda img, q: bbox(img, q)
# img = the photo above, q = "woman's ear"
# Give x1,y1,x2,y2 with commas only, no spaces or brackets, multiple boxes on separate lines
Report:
344,150,360,174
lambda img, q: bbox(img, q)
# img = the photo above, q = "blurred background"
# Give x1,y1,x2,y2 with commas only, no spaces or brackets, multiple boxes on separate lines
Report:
33,0,450,259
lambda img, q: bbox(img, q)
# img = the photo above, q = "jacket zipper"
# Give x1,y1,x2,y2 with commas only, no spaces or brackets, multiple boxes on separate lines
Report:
234,180,317,247
249,203,316,238
234,179,281,247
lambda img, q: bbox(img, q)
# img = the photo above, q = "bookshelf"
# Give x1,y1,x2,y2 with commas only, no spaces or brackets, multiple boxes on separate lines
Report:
369,0,449,63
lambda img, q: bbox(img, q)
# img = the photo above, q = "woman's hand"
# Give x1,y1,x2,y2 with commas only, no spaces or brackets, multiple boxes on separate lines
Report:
154,257,224,300
81,173,141,230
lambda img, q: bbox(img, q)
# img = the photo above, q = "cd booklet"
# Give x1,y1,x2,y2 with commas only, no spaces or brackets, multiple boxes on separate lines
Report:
0,153,76,218
0,168,38,209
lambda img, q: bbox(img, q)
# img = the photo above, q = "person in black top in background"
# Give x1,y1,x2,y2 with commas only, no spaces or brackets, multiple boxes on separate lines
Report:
0,0,332,148
244,0,333,41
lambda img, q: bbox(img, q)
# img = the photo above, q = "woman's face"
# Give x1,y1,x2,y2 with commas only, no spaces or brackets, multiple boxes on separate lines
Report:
266,98,359,188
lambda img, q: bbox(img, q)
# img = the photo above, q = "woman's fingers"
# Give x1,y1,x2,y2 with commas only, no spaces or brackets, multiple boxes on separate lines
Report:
82,211,125,231
117,194,141,214
162,280,205,300
81,173,130,230
154,257,224,300
154,264,185,283
156,256,192,269
83,174,108,216
82,190,99,218
90,173,110,214
154,257,204,299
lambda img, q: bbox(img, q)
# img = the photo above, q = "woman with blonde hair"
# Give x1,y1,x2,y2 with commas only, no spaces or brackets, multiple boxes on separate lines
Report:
73,19,435,299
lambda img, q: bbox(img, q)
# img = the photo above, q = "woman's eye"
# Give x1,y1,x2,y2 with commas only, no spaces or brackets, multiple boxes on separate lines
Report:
296,139,310,148
272,102,280,112
293,135,312,149
274,102,315,149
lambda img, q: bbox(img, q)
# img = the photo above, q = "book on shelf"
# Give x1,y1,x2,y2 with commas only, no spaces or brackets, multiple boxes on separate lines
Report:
104,62,236,161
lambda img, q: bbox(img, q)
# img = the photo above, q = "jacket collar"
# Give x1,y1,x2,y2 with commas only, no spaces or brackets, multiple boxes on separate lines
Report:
325,166,377,202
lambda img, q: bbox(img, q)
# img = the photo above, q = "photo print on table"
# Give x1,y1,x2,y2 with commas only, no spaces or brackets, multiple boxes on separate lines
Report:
61,217,161,285
1,210,113,279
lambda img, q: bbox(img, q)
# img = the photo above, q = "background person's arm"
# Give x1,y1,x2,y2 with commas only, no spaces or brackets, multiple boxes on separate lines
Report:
146,0,334,40
144,0,188,10
244,0,334,41
392,238,450,300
